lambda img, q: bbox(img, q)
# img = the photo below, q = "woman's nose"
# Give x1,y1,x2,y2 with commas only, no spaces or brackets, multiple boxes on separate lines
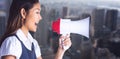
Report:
39,14,42,21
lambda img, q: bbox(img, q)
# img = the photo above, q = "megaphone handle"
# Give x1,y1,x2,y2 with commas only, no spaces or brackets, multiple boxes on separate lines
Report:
61,38,69,50
61,34,70,50
61,38,64,49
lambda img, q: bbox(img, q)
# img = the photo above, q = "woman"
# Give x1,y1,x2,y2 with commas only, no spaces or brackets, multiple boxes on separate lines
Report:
0,0,72,59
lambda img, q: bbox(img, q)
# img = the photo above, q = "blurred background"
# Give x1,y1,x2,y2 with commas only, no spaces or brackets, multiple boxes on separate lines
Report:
1,0,120,59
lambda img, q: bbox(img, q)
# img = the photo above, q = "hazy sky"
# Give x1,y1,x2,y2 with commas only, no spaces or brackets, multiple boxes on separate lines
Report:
39,0,120,9
39,0,120,3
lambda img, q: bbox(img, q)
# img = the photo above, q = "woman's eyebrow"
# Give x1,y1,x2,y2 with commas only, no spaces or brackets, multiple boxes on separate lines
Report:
35,8,41,11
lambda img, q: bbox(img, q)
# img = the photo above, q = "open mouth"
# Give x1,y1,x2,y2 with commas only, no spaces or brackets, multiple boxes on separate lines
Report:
35,23,38,26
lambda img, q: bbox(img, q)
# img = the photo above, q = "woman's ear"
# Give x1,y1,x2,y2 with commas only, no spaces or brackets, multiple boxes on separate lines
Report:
20,8,26,19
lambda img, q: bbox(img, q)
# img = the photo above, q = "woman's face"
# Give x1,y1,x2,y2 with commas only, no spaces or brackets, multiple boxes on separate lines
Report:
24,3,42,32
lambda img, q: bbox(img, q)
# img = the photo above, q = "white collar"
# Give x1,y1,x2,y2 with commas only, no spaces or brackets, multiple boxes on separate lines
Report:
16,29,34,43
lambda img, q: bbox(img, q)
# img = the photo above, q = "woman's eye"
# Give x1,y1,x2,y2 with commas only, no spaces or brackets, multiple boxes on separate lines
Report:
36,12,40,14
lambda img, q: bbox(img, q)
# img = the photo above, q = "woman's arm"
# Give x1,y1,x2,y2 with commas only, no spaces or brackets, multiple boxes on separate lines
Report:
37,56,42,59
1,55,16,59
2,55,42,59
55,48,65,59
55,34,72,59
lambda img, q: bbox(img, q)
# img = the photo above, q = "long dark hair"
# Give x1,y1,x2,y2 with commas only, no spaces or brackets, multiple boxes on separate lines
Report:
0,0,39,46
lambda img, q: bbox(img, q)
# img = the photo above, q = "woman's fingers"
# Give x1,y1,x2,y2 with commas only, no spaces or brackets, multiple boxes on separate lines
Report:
59,34,72,50
63,37,71,46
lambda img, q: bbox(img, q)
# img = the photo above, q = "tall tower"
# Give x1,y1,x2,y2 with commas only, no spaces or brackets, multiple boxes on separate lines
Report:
105,9,118,31
62,6,69,19
91,8,106,38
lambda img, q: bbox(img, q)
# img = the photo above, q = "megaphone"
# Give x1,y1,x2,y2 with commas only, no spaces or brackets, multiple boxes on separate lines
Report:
52,17,90,38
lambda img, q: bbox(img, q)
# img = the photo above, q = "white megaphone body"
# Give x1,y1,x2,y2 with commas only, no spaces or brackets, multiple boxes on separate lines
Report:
52,17,90,50
52,17,90,38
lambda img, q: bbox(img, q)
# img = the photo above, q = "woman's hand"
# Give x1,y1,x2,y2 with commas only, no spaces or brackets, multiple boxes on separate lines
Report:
55,34,72,59
58,34,72,51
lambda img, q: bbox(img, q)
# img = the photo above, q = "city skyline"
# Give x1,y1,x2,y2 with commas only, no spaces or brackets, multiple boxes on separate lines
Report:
39,0,120,9
39,0,120,3
39,0,120,4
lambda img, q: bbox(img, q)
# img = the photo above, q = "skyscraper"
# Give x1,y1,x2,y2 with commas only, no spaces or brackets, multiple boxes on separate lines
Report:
62,6,69,19
91,8,106,38
105,9,118,31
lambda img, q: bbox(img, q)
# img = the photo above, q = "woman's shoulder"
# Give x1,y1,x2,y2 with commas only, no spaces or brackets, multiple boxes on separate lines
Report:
32,39,40,48
0,35,22,59
33,39,39,45
1,35,21,49
32,39,41,57
4,35,20,43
